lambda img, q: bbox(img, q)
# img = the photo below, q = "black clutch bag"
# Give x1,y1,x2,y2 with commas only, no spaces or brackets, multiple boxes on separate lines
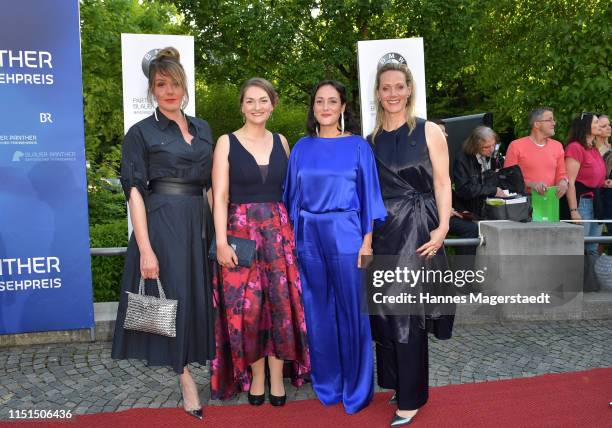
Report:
209,236,256,267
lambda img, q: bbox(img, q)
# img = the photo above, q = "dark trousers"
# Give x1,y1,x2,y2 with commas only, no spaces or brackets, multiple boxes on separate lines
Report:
449,217,479,294
375,325,428,411
449,217,479,256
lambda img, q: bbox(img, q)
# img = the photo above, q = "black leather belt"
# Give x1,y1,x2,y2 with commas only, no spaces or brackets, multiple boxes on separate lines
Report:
149,178,211,241
150,179,203,196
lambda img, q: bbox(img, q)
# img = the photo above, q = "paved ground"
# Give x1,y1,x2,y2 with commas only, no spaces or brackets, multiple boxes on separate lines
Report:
0,319,610,419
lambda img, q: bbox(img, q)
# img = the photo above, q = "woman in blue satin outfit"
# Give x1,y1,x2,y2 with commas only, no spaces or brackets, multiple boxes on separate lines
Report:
283,80,386,414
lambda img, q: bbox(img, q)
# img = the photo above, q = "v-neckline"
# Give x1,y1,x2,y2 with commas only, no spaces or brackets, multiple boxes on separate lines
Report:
232,133,275,184
182,135,194,147
233,133,274,166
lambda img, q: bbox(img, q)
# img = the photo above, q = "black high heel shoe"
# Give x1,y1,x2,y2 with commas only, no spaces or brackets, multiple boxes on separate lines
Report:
269,393,287,407
248,380,265,406
390,410,418,427
268,378,286,407
178,379,204,420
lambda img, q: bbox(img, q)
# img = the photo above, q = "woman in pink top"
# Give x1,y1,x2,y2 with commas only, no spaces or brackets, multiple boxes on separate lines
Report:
565,113,610,255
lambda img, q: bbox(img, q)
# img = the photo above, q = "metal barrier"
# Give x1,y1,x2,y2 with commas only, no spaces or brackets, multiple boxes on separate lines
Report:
90,235,612,256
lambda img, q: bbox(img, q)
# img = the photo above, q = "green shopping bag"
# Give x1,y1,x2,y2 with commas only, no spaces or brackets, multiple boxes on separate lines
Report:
531,186,559,222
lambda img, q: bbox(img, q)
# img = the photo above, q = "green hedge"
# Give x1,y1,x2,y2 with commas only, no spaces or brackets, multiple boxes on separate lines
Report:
89,220,128,302
196,82,307,146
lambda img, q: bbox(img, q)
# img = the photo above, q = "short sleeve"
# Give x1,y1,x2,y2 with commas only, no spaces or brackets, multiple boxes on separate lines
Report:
357,139,386,236
503,141,519,168
120,126,148,201
554,144,568,183
565,142,585,164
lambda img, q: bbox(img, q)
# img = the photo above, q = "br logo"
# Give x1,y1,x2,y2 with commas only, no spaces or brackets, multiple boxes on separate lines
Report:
141,48,161,78
12,151,24,162
378,52,407,68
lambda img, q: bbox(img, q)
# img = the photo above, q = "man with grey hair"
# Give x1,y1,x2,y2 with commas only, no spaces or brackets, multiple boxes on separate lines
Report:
504,107,568,197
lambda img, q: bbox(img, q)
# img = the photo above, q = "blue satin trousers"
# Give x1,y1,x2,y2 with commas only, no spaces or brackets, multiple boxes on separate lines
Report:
296,210,373,414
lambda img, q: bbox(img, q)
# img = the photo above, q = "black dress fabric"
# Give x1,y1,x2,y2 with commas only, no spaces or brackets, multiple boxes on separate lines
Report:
368,119,455,344
369,119,455,410
228,133,287,203
111,109,216,374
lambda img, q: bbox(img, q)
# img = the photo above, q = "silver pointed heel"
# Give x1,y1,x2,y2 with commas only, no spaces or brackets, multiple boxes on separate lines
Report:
178,379,204,421
390,413,414,426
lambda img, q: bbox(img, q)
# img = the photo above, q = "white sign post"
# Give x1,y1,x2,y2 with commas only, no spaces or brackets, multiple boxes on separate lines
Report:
357,38,427,137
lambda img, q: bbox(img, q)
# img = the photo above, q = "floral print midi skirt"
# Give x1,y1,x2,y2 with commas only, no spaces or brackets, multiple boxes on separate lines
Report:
211,202,310,400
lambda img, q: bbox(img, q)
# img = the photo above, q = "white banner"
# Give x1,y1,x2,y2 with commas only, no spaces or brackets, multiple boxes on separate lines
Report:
357,38,427,137
121,34,195,134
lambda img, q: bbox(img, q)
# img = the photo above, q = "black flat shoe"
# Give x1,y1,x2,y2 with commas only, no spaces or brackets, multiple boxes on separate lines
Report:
388,392,397,404
390,412,416,427
269,393,287,407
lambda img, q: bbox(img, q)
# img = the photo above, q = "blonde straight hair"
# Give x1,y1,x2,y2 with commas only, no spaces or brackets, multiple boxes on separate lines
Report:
371,63,416,143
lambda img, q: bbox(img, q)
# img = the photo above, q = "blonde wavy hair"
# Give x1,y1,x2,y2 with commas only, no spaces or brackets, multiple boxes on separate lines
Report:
147,47,189,109
371,63,416,143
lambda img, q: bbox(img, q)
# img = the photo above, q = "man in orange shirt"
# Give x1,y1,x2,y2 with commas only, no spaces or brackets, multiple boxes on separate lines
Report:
504,107,568,197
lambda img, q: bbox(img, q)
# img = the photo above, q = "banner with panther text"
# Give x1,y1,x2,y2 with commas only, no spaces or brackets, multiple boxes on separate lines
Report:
0,0,94,334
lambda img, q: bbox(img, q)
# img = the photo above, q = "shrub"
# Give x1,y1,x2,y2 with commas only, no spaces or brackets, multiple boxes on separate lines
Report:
196,82,307,146
89,220,128,302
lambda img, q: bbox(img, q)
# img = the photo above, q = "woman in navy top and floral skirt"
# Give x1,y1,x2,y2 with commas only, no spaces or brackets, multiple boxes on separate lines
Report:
211,78,310,405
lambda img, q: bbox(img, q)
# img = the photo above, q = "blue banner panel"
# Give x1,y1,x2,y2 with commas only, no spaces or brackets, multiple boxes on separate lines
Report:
0,1,94,334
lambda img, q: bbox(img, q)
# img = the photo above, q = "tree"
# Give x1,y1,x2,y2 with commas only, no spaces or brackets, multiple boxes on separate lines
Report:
466,0,612,139
172,1,423,113
80,0,184,162
171,0,610,141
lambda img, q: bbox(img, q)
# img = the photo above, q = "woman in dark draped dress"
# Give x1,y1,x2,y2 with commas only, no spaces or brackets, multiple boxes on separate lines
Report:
368,63,455,427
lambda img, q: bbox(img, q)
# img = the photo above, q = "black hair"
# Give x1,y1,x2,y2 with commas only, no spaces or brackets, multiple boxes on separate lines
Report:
305,80,360,136
567,112,597,149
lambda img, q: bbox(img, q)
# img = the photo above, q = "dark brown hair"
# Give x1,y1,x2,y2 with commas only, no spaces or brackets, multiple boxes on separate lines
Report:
567,113,597,149
239,77,278,107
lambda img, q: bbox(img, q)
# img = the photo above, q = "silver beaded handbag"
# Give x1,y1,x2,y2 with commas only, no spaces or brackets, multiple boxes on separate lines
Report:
123,277,177,337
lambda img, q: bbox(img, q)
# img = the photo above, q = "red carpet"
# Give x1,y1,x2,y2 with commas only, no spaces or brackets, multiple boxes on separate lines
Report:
4,368,611,427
